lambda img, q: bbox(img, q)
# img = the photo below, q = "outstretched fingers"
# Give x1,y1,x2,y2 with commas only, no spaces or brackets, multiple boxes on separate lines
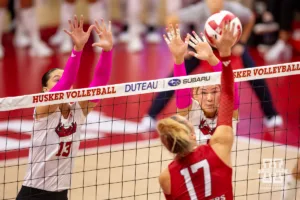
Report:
188,33,199,45
221,20,228,36
79,15,84,29
225,20,231,35
175,24,181,39
163,34,171,45
185,34,190,45
63,29,73,37
192,31,202,43
73,15,79,29
94,20,103,34
108,21,111,32
187,33,198,49
231,22,238,39
230,22,235,35
68,19,74,32
168,23,176,40
188,51,199,59
166,27,173,42
101,19,107,32
200,33,208,43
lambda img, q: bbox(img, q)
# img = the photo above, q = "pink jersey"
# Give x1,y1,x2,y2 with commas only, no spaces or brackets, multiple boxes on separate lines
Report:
166,145,233,200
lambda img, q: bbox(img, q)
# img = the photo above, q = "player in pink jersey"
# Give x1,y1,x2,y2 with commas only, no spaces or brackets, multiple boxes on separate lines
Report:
157,21,237,199
16,15,113,200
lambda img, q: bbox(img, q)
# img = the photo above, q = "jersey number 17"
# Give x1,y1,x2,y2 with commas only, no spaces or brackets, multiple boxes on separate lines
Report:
180,159,211,199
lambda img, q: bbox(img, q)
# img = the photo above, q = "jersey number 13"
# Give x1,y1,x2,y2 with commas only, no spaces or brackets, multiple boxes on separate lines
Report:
56,142,72,157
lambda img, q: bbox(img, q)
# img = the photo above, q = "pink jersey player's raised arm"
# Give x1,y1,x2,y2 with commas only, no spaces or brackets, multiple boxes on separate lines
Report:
174,62,192,109
88,49,113,103
50,49,82,92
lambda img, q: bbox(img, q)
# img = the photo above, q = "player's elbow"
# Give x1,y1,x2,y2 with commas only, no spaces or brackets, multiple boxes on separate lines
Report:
214,125,234,146
176,108,189,117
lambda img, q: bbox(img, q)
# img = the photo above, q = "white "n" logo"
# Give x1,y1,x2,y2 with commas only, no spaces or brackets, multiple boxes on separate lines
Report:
222,60,231,67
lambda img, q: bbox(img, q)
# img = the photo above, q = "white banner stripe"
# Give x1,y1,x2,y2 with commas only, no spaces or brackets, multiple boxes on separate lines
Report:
0,62,299,111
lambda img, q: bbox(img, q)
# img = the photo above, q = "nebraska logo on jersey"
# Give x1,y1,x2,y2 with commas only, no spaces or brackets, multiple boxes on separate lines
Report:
199,119,216,136
55,122,77,138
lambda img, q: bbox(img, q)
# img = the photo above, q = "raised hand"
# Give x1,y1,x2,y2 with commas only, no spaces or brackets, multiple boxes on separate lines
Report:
163,24,188,64
187,32,215,60
92,19,113,52
212,21,238,57
64,15,95,51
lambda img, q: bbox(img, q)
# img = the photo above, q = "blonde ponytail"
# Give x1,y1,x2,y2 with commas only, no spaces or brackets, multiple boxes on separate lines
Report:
157,117,193,158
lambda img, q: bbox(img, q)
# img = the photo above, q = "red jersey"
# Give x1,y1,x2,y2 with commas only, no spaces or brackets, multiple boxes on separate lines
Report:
165,145,233,200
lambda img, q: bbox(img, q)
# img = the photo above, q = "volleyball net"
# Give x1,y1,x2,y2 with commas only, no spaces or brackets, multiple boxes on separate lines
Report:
0,62,300,199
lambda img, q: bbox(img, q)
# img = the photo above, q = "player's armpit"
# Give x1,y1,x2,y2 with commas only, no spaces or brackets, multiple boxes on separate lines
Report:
159,168,171,196
35,103,64,119
209,125,234,153
209,125,234,168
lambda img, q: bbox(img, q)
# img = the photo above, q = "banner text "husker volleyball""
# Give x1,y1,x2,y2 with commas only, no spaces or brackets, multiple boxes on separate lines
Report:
234,63,300,79
32,87,116,103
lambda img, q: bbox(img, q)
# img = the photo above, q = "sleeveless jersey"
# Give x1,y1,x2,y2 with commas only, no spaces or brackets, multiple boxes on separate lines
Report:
184,99,238,145
23,103,86,192
167,145,233,200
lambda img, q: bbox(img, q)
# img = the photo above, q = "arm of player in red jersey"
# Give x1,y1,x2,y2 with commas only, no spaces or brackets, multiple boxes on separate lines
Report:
163,24,193,117
159,168,173,199
35,15,94,119
209,21,238,167
79,19,113,116
212,61,239,112
164,194,174,200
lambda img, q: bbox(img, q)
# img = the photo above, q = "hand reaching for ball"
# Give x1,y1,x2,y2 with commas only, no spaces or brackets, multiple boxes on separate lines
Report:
204,10,242,57
212,21,239,57
186,31,219,66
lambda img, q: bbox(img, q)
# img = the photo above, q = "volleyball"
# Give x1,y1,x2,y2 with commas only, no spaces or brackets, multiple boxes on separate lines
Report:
204,10,242,48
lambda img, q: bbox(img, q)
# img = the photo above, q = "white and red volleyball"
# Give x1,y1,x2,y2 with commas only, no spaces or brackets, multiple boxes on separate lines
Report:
204,10,242,48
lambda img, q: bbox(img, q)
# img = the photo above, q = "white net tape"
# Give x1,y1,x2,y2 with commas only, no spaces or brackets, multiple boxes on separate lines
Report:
1,62,300,200
0,62,299,111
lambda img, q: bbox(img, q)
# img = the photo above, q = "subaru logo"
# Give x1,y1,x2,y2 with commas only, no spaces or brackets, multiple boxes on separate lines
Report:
168,79,181,87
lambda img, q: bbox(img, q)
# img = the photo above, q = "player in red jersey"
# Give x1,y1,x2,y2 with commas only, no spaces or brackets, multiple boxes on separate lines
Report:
157,21,237,200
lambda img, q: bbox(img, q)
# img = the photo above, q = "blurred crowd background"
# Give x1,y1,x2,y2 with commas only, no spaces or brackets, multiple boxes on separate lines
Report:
1,0,300,64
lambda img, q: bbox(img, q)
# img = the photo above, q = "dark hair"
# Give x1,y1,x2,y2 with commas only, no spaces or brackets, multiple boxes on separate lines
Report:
41,68,60,87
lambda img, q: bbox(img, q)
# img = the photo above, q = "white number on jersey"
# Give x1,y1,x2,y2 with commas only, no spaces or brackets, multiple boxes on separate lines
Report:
180,159,212,199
